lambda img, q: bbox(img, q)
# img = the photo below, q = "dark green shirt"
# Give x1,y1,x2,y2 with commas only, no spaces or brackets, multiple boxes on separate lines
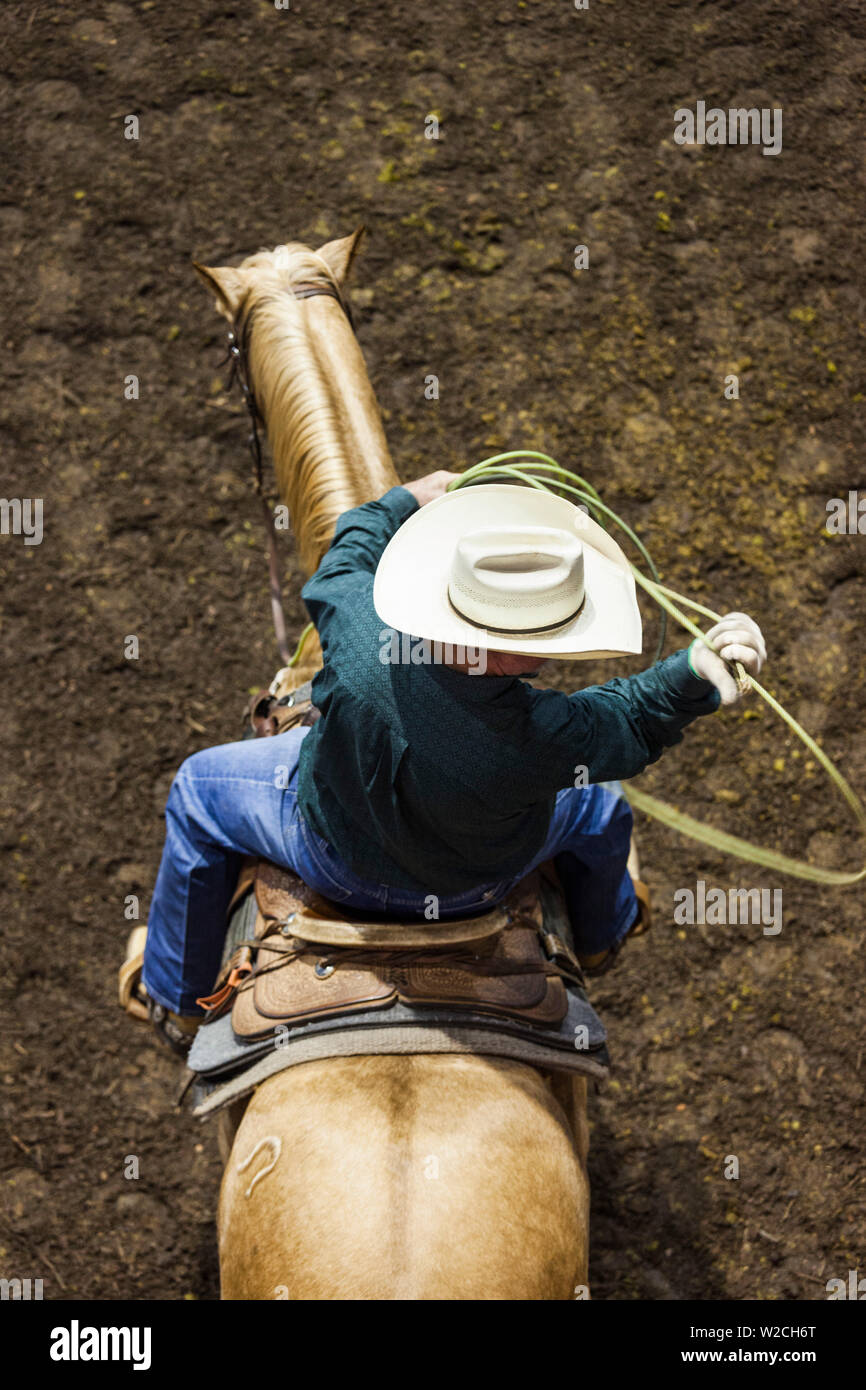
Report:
298,486,720,892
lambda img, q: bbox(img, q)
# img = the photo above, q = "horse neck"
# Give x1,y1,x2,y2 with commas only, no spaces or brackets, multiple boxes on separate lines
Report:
246,292,399,577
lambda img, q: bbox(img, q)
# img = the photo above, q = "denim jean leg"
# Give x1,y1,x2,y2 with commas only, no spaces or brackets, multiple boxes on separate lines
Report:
549,784,638,956
492,783,637,957
143,727,311,1015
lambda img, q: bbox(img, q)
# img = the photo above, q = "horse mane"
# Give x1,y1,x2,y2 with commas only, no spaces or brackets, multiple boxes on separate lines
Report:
234,242,377,574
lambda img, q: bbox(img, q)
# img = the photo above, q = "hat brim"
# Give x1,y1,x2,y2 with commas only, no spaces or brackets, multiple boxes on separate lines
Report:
374,484,643,659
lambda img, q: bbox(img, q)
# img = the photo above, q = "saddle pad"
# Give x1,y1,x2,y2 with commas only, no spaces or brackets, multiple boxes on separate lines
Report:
187,987,610,1119
192,987,607,1080
190,1027,609,1120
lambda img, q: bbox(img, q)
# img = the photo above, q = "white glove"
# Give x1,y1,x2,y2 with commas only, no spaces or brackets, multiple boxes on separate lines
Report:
688,612,766,706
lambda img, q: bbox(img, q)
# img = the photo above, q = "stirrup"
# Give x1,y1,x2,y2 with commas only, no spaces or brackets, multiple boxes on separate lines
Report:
625,829,653,936
630,877,653,935
579,876,652,977
118,926,149,1021
147,999,201,1057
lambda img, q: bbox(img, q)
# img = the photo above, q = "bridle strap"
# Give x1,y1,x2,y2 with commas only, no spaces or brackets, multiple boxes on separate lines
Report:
289,280,356,332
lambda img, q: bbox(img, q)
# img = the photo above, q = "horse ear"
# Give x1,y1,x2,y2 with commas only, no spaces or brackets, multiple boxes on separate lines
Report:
316,227,365,285
192,262,247,318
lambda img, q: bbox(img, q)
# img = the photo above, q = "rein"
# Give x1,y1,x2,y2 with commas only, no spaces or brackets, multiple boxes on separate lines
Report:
224,279,356,666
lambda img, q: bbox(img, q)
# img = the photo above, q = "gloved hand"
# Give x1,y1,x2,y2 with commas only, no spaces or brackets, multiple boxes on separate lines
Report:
688,612,766,705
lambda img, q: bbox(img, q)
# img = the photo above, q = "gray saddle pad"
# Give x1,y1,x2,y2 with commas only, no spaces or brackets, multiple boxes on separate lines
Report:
186,984,609,1118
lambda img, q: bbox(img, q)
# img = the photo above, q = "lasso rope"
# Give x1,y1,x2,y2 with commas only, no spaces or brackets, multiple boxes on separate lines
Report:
448,451,866,886
287,620,315,667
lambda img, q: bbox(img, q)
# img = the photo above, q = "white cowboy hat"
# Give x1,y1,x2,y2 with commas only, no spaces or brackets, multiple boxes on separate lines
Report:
374,484,643,659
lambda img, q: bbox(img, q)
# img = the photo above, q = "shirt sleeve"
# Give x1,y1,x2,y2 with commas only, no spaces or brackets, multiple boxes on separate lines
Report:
524,648,721,791
301,486,419,647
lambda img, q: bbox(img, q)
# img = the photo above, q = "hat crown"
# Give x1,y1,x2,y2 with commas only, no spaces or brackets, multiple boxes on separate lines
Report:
449,526,585,633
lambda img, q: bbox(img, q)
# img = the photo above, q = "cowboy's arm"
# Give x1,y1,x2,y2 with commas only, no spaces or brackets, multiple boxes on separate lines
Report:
299,483,429,653
527,648,723,789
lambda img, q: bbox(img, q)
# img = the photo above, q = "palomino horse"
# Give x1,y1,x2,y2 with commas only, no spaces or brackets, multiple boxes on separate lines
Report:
194,231,591,1300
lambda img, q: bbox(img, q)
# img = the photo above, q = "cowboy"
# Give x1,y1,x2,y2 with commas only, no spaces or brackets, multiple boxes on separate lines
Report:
131,471,766,1051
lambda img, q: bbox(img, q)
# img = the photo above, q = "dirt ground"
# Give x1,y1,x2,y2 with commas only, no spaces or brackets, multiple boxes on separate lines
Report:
1,0,865,1301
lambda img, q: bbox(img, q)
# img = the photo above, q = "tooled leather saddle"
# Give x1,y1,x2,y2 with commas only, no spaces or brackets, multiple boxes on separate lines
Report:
197,856,585,1039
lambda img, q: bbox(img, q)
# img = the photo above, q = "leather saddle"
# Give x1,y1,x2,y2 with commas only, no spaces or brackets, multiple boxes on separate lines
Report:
198,857,584,1040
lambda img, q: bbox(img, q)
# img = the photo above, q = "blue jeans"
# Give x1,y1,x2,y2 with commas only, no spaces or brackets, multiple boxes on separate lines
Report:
143,727,637,1015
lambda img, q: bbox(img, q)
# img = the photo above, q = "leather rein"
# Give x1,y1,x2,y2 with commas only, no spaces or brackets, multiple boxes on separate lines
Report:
223,279,356,665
